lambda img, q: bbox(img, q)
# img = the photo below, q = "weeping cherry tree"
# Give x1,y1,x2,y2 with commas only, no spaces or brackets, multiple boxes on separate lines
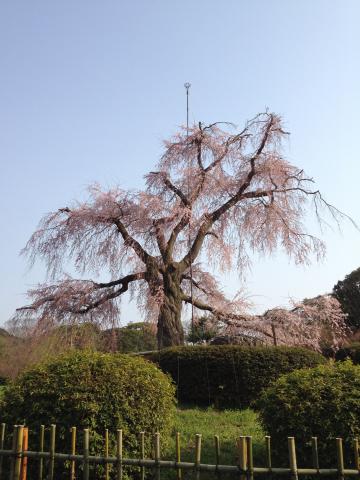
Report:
14,112,346,348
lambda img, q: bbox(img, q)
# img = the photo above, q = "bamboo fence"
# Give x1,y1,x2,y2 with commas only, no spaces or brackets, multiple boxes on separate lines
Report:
0,423,359,480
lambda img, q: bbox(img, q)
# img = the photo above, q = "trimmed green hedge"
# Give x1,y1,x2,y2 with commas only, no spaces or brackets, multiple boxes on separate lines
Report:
0,350,175,473
335,342,360,364
148,345,325,408
257,361,360,467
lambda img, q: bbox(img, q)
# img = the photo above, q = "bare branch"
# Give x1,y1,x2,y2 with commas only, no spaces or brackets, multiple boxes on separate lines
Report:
180,114,276,270
150,172,190,207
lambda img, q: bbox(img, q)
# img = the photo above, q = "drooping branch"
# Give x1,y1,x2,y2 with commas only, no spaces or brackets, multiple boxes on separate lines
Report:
22,186,155,278
14,272,147,334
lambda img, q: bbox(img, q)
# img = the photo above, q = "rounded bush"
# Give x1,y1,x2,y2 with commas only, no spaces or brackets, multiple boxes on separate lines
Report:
257,361,360,466
1,350,175,461
148,345,324,408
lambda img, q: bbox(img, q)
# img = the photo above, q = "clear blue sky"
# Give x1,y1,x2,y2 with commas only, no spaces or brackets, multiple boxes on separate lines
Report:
1,1,359,325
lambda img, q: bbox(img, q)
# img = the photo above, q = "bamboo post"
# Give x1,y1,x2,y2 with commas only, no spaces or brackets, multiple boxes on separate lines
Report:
13,425,24,480
140,431,145,480
311,437,319,472
176,432,181,480
288,437,298,480
20,427,28,480
195,434,202,480
354,438,359,472
49,425,56,480
38,425,44,480
0,422,6,478
116,429,122,480
105,429,109,480
70,427,76,480
336,438,345,480
238,436,247,480
214,435,220,466
265,436,272,472
246,436,254,480
214,435,220,480
83,429,89,480
154,432,161,480
9,425,18,480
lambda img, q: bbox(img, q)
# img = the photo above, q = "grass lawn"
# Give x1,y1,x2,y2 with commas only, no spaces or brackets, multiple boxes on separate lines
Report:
163,407,265,471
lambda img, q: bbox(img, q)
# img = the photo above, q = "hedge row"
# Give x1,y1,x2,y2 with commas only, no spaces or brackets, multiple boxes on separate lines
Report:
148,345,325,408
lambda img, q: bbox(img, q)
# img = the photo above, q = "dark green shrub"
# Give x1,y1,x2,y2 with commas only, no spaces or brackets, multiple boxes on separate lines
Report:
148,345,324,408
335,342,360,364
257,361,360,467
333,267,360,330
1,350,175,477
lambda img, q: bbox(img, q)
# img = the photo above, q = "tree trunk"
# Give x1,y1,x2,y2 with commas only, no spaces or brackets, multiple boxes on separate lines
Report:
157,268,184,348
271,322,278,346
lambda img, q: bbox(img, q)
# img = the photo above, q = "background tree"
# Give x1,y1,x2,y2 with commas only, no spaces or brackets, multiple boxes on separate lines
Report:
100,322,157,353
333,267,360,330
13,112,345,348
260,295,348,351
186,315,220,344
205,295,347,352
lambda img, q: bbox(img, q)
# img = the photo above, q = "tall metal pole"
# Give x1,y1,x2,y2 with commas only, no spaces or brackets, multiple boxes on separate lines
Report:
184,83,195,333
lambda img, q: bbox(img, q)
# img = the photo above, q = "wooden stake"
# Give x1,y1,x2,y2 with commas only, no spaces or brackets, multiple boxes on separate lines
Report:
154,433,161,480
214,435,220,466
105,429,109,480
311,437,319,471
116,429,122,480
20,427,28,480
246,436,254,480
265,436,272,471
38,425,44,480
70,427,76,480
49,425,56,480
288,437,298,480
238,436,247,480
336,438,344,480
354,438,359,472
195,434,202,480
13,425,24,480
140,431,145,480
0,423,6,478
83,429,89,480
175,432,181,480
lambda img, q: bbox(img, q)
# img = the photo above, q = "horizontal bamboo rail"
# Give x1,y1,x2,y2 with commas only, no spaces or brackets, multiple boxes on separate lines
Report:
0,424,359,479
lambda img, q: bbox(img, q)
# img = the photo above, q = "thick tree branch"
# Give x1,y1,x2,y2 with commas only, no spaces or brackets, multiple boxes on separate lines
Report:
181,294,273,340
18,272,146,314
112,218,151,264
94,272,146,289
